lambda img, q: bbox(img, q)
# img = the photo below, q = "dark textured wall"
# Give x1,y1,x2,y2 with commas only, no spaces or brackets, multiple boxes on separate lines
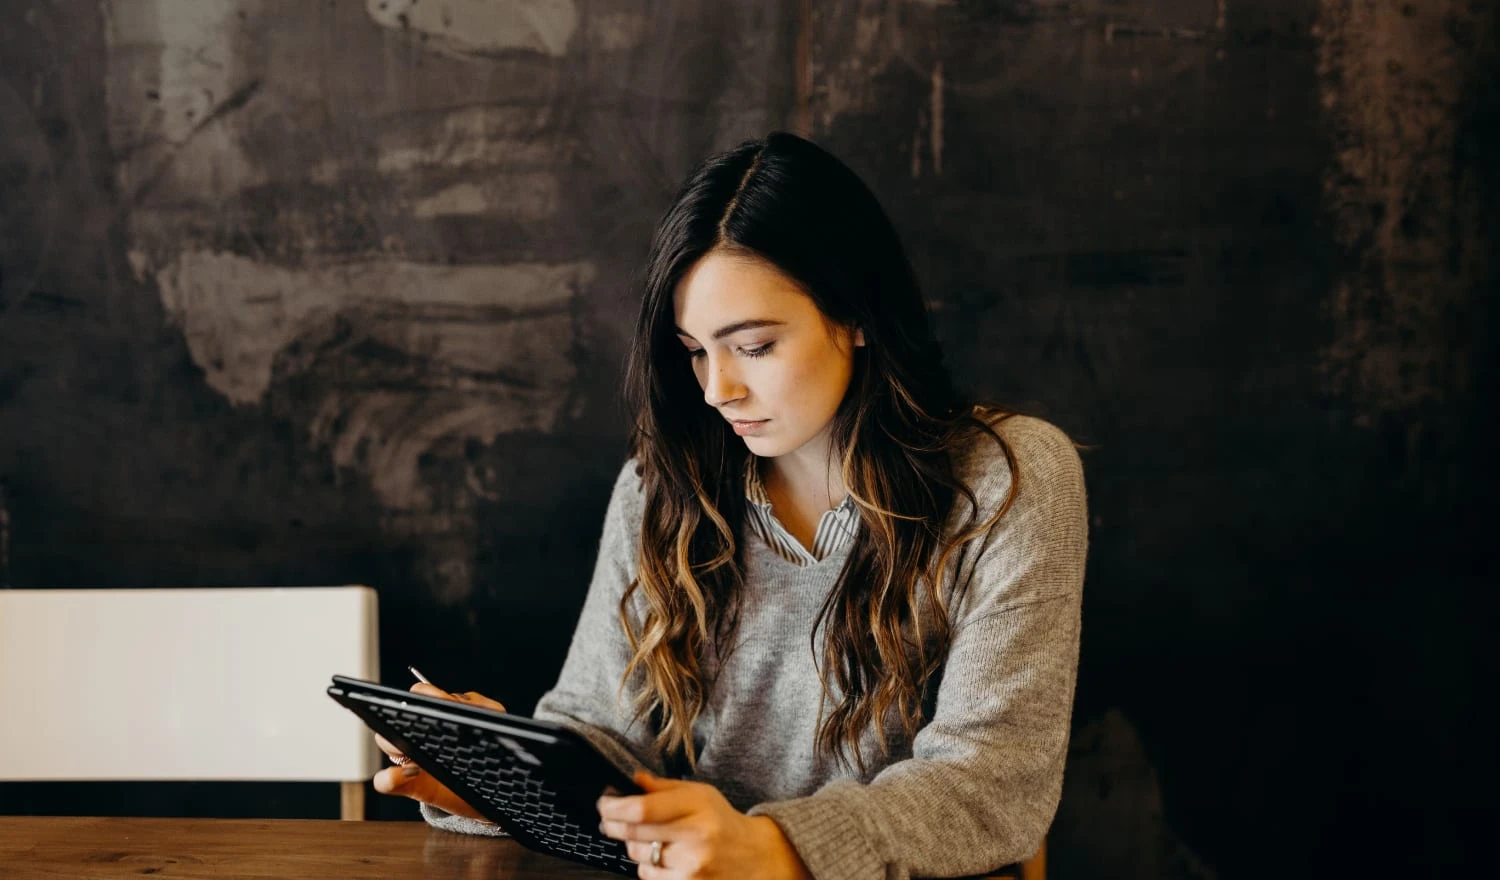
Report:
0,1,1493,877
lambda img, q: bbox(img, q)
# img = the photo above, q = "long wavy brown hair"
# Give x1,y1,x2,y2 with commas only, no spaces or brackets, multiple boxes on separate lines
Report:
619,133,1019,773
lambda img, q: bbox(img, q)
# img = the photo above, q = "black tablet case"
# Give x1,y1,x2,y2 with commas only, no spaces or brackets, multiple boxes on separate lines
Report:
327,675,642,875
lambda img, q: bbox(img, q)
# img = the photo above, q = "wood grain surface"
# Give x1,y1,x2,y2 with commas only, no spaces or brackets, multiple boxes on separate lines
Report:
0,816,619,880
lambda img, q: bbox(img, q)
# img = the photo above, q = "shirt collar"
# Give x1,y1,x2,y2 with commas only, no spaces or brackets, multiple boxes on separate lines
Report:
743,457,857,515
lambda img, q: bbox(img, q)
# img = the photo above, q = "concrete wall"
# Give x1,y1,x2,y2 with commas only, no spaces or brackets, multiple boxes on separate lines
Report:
1,1,1493,876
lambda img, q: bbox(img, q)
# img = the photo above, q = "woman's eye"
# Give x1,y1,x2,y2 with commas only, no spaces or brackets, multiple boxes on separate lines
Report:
741,342,775,358
686,349,706,360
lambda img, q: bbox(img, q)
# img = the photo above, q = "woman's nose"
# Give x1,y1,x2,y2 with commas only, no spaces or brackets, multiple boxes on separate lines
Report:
702,359,745,408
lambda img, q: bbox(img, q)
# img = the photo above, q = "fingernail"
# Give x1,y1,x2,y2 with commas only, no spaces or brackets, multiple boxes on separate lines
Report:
598,821,609,836
401,765,421,778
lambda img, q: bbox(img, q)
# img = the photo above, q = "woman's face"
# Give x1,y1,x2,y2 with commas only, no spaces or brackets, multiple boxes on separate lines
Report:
672,250,862,463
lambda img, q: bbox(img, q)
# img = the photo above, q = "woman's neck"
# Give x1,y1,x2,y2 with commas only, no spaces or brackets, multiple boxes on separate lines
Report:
762,428,846,513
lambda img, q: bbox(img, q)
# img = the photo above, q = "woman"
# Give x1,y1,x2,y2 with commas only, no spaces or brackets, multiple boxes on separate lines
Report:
374,132,1088,880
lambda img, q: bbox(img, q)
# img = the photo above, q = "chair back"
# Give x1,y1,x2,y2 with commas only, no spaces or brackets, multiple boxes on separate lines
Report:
0,587,379,797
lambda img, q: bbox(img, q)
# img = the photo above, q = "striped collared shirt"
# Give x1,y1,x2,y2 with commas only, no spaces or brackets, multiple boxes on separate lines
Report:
743,459,860,565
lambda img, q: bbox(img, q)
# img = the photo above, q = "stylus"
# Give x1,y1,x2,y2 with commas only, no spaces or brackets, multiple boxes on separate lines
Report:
408,665,434,685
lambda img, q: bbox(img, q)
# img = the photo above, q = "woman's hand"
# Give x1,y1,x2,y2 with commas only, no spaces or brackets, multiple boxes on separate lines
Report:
597,772,811,880
370,682,505,823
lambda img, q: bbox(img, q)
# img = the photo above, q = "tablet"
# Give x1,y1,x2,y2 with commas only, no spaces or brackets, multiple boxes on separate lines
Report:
326,675,642,874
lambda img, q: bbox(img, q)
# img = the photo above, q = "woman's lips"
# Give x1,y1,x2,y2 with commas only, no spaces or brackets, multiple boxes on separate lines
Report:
729,419,769,436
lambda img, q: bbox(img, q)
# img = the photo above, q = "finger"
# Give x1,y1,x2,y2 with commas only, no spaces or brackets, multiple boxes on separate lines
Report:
598,818,686,843
625,840,690,878
372,764,488,822
373,763,418,796
411,682,454,700
409,682,506,713
456,691,506,712
633,770,686,792
625,840,649,867
597,786,702,825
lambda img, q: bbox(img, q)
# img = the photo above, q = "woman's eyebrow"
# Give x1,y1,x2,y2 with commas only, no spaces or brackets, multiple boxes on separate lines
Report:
675,319,786,340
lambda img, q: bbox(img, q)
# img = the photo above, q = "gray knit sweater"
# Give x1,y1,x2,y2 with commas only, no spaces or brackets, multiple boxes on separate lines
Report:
422,415,1088,879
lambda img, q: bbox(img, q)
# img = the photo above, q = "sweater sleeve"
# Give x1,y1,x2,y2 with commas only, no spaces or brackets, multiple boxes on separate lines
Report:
530,460,664,776
421,459,662,835
748,417,1088,880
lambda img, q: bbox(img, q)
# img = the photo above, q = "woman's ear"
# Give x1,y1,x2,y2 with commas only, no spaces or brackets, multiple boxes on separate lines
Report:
854,327,866,347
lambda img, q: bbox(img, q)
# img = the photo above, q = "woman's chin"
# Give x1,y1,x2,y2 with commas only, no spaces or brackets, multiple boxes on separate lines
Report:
739,434,783,457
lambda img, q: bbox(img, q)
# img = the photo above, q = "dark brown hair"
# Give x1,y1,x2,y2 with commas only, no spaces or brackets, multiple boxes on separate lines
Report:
620,132,1018,772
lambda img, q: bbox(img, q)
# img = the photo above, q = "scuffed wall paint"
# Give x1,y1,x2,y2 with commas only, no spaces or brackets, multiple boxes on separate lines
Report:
410,176,561,218
78,0,795,609
152,251,590,517
1315,0,1483,424
0,56,57,307
365,0,579,58
588,9,649,52
809,1,1223,175
103,0,267,200
354,106,578,177
153,251,588,409
808,2,892,135
98,0,599,599
928,59,943,176
306,377,573,514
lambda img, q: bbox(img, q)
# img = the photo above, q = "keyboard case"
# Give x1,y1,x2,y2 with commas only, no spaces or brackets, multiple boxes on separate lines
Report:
327,675,642,874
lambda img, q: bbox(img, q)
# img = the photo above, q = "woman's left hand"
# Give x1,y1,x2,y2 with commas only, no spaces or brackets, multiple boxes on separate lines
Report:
597,771,811,880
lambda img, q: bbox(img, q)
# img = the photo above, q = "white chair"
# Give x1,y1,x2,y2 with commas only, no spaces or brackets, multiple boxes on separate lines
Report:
0,586,380,820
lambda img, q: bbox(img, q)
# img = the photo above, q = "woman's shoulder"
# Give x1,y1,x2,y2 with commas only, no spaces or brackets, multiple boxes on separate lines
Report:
612,457,647,494
945,412,1089,613
952,411,1086,517
606,458,648,522
590,460,648,574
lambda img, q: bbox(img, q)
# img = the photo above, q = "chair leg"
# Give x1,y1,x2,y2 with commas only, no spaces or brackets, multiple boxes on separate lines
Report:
340,781,365,821
1020,839,1046,880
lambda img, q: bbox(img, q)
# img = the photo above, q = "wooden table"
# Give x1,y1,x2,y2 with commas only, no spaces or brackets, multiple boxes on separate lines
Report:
0,816,621,879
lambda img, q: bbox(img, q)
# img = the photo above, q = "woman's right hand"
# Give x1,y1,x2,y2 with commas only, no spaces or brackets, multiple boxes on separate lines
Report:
371,682,506,823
